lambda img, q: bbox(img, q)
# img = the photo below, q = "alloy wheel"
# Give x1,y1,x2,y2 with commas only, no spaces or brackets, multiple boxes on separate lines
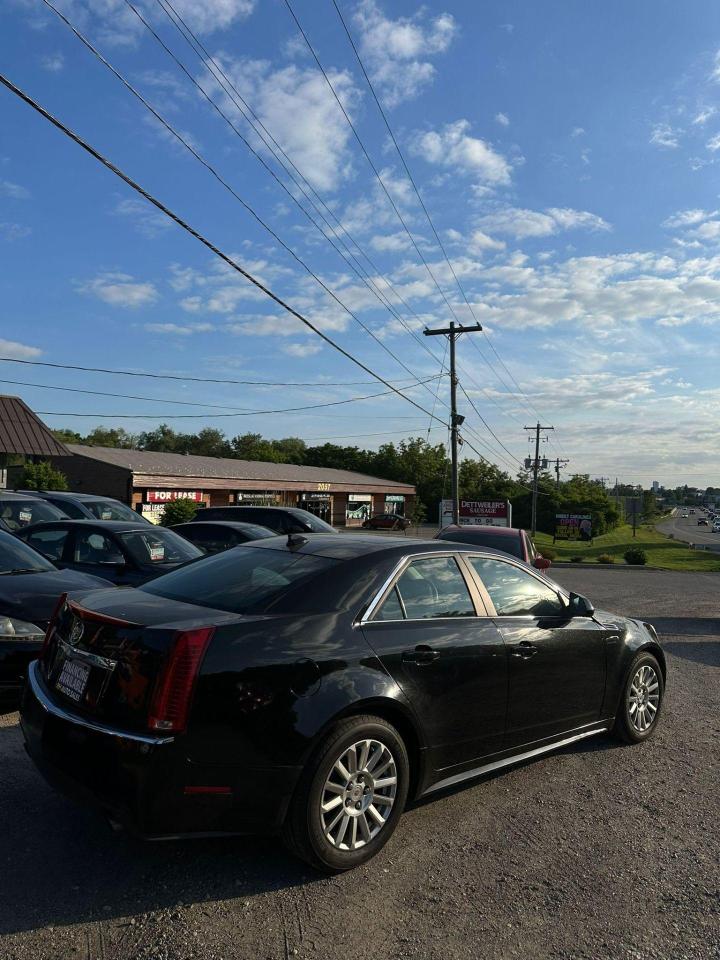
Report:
320,739,397,851
628,663,660,733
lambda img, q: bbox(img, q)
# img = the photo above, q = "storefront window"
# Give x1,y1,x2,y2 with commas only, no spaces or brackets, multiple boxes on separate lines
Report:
346,494,372,524
385,495,405,516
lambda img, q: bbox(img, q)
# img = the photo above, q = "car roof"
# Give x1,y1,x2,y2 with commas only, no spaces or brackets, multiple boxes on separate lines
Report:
438,525,522,537
173,520,276,532
19,519,159,532
21,490,121,502
0,491,48,501
242,533,520,562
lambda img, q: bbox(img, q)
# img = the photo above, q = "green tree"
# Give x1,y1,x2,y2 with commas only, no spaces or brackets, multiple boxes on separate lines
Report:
18,460,69,491
159,498,198,526
51,428,83,444
84,427,136,448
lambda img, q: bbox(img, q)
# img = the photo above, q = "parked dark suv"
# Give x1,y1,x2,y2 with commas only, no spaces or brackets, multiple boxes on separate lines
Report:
0,492,66,533
196,506,336,534
18,490,150,524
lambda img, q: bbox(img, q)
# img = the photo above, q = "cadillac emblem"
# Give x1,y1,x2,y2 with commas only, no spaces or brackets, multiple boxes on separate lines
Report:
69,617,84,645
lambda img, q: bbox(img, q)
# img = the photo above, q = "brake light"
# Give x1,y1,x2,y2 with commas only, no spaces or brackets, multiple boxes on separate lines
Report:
39,592,67,663
148,627,214,733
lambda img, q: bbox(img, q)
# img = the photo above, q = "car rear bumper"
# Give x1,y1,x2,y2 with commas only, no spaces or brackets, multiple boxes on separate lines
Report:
21,661,300,838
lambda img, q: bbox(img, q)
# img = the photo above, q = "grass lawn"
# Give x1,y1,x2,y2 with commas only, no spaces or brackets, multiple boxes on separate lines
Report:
534,522,720,571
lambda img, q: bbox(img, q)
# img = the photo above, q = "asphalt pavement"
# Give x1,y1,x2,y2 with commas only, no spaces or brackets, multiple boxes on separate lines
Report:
657,511,720,550
0,568,718,960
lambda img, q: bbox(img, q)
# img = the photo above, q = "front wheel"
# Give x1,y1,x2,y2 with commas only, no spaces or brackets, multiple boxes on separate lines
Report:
613,652,664,743
282,715,409,873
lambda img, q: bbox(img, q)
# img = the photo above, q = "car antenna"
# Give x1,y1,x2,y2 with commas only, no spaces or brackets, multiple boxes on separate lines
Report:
287,533,309,550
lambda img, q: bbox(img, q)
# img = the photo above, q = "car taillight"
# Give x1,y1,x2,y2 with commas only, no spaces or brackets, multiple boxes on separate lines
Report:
39,592,68,664
148,627,214,733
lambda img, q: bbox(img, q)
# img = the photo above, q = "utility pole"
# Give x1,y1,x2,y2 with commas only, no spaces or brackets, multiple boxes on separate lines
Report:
524,423,554,537
424,321,483,525
553,457,570,490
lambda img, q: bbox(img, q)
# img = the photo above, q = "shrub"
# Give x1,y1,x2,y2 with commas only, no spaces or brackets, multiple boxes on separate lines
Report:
18,460,68,491
539,546,556,561
624,547,648,565
570,555,584,563
596,553,615,564
159,498,199,527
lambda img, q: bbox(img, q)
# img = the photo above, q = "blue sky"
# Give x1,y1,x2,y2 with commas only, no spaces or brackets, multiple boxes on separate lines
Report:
2,0,720,487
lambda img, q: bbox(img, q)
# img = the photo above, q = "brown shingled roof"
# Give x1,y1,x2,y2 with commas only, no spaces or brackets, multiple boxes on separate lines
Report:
66,444,414,491
0,396,70,457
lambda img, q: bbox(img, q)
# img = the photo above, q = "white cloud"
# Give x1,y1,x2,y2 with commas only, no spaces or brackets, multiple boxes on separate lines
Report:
370,231,413,253
495,112,510,127
712,48,720,82
80,272,158,308
41,52,64,72
692,107,715,125
113,197,171,238
200,58,360,191
0,222,31,240
144,322,215,335
476,206,610,240
570,126,585,138
0,180,30,199
410,120,512,185
662,209,717,229
0,338,42,359
468,229,506,253
353,0,457,107
282,341,323,358
650,123,680,148
706,133,720,152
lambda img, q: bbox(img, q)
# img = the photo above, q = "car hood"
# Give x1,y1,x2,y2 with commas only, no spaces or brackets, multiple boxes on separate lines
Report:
0,569,113,626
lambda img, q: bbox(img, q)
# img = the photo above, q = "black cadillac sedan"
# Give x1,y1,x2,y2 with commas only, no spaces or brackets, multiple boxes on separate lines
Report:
20,535,666,873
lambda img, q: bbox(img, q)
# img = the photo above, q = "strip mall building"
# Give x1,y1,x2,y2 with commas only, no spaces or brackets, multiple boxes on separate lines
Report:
50,445,416,526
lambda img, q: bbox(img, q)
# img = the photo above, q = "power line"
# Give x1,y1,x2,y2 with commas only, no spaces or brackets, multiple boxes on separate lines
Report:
0,375,439,413
0,356,431,388
139,0,451,389
38,0,447,411
330,0,564,440
0,72,447,428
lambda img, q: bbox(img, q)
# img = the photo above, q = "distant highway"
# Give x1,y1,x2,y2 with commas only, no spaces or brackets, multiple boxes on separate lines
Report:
657,510,720,549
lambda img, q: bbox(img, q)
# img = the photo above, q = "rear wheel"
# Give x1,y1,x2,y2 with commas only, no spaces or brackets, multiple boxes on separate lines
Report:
282,715,409,873
613,652,664,743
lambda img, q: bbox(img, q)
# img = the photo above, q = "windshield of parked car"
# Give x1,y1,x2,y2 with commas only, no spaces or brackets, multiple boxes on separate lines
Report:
119,528,203,565
141,545,337,613
437,529,524,559
85,499,144,522
0,498,65,531
291,511,335,533
0,531,55,574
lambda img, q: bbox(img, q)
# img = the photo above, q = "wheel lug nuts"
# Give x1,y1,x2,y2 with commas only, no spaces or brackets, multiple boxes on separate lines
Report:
355,802,361,810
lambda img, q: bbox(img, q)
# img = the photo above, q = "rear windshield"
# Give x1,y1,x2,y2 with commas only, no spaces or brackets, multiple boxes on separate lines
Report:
85,499,143,522
119,528,203,565
438,529,523,559
141,545,337,614
0,498,65,531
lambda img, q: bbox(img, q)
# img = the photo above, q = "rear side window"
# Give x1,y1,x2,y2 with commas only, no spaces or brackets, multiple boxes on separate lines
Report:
85,500,140,522
0,499,64,530
47,498,85,519
141,546,337,614
74,529,125,565
377,556,475,620
23,528,69,562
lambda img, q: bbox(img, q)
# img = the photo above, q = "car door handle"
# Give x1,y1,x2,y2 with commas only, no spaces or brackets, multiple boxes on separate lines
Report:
511,641,538,659
402,645,439,664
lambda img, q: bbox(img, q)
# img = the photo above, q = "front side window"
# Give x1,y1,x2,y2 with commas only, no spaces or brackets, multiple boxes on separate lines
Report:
469,557,565,617
379,556,475,620
86,500,140,522
0,531,55,572
74,529,125,565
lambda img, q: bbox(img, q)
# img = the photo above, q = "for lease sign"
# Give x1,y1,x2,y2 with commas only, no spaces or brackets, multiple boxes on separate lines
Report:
146,490,203,503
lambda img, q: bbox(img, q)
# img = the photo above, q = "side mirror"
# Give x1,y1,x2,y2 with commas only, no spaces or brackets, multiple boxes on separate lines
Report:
568,592,594,617
533,556,552,570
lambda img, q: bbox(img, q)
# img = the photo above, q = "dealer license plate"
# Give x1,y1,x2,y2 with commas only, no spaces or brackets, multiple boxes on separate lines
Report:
56,658,91,702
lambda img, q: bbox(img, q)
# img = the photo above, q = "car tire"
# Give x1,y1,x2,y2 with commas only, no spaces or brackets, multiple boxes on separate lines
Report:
612,652,664,744
282,715,410,873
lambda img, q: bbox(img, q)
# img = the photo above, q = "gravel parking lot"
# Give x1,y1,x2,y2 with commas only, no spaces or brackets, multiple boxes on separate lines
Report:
1,568,718,960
